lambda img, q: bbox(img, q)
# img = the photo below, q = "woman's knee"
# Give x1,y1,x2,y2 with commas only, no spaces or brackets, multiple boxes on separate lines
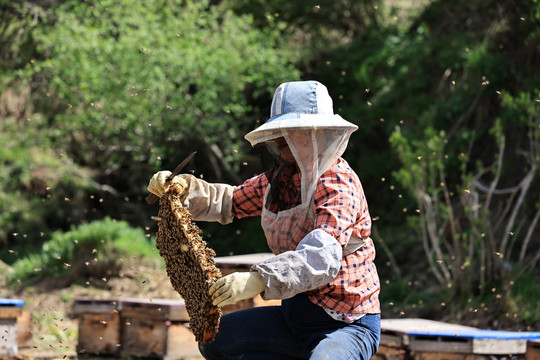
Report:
310,317,380,360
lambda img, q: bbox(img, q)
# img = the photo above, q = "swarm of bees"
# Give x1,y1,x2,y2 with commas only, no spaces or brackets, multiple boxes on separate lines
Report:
155,177,222,343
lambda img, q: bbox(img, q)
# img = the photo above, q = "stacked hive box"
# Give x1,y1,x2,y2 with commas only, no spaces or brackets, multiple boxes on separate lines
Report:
73,298,197,359
72,298,121,356
0,299,24,357
72,252,280,358
120,298,191,358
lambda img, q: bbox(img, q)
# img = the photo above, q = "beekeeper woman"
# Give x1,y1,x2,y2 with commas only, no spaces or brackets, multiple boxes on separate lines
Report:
148,81,381,360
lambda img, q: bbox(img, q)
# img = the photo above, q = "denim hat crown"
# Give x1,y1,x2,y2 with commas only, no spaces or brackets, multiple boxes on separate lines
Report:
269,81,334,120
244,80,358,146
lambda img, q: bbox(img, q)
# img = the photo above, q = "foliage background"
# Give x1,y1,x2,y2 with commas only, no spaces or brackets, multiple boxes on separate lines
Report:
1,0,538,330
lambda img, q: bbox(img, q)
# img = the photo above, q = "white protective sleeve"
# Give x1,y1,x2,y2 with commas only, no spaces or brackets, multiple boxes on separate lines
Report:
251,229,342,300
179,174,234,225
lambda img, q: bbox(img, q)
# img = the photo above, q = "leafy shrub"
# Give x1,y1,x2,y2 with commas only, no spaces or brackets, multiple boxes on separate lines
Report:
388,90,539,309
511,269,540,324
0,117,94,250
8,217,158,286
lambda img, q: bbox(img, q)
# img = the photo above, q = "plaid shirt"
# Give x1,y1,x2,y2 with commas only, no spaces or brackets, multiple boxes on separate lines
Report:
233,158,381,314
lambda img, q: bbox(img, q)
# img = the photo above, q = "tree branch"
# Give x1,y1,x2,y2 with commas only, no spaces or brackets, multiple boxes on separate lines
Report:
371,225,402,279
500,164,536,255
194,124,242,184
519,204,540,262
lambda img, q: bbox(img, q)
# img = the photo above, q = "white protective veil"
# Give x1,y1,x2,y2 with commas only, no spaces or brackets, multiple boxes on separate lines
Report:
244,81,358,254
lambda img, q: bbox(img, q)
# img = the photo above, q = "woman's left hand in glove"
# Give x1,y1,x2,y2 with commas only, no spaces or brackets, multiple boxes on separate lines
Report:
209,271,264,307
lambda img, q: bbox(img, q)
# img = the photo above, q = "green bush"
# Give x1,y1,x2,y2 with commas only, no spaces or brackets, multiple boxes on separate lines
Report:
1,0,300,251
0,117,92,250
511,269,540,324
23,0,299,180
8,217,158,286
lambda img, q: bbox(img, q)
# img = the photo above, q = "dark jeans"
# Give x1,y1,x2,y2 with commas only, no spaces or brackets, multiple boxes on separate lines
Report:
199,293,381,360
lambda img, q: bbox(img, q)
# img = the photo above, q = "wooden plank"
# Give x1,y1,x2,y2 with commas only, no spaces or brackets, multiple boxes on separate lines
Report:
409,336,472,354
472,338,526,355
0,307,22,319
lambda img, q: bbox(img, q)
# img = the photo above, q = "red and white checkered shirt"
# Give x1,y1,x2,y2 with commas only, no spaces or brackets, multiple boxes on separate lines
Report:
233,158,381,314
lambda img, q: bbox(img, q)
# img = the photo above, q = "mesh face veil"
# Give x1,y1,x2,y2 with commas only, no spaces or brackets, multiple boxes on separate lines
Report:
277,128,353,205
244,81,358,254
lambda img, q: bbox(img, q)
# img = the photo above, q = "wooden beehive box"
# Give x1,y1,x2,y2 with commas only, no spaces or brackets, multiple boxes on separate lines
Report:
379,318,540,360
0,299,23,357
120,298,191,359
527,340,540,360
72,298,121,356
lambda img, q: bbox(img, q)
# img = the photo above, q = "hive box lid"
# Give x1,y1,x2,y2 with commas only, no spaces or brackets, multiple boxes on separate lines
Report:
381,318,538,355
120,298,189,321
215,253,275,266
0,299,24,307
72,298,119,314
0,299,23,319
382,318,540,340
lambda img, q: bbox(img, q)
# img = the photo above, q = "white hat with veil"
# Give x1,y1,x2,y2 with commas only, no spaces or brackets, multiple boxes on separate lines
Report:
244,80,358,253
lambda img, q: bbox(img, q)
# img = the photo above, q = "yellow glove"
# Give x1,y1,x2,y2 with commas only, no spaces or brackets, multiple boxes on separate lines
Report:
147,171,188,197
209,271,264,307
147,170,172,197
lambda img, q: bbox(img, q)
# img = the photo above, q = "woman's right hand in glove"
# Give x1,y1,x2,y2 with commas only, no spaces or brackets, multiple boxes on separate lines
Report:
148,172,234,224
147,171,172,197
